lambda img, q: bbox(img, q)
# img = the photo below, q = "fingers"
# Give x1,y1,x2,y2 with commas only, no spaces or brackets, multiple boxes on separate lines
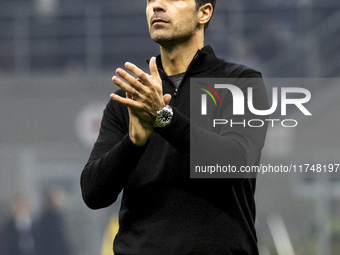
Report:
112,60,157,99
124,62,152,86
120,58,160,86
163,94,172,105
111,59,166,121
110,93,140,109
113,67,144,92
112,75,139,98
149,57,160,82
113,58,160,91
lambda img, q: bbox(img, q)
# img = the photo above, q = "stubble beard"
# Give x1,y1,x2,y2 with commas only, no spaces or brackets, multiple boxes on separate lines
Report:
149,22,197,49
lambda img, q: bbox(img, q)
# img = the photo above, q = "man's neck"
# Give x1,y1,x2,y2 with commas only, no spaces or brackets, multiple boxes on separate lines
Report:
159,37,204,76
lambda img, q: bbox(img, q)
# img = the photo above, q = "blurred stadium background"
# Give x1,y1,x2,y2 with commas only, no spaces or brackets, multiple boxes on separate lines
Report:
0,0,339,254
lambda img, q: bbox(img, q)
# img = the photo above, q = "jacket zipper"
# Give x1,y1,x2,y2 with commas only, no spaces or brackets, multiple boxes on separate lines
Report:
154,50,204,102
157,68,177,98
172,51,203,99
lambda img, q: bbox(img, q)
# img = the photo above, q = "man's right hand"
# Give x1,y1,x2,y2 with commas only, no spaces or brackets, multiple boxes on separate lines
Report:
126,92,154,146
126,92,171,146
110,58,171,146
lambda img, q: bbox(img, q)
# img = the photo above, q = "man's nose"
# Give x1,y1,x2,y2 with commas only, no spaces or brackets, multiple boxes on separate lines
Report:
152,0,166,12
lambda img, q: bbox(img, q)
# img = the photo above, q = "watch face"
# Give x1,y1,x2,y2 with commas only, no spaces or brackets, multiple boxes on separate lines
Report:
160,111,171,123
155,105,173,127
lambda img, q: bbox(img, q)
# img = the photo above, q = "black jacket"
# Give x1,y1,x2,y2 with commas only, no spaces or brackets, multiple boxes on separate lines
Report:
81,45,268,255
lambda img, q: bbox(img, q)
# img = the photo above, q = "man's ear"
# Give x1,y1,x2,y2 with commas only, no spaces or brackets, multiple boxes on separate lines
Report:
198,3,213,28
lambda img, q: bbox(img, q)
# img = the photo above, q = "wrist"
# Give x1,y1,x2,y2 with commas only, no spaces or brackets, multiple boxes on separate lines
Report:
129,131,150,146
154,105,173,128
129,121,154,146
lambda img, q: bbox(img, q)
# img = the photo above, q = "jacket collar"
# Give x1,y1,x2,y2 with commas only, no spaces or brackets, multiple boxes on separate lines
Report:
149,45,220,78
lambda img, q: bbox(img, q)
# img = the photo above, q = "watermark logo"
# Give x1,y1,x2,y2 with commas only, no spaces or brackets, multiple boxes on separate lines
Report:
194,79,312,128
197,82,223,115
199,83,312,117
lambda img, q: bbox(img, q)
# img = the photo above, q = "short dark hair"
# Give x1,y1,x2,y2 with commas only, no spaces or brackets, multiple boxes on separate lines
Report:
195,0,216,30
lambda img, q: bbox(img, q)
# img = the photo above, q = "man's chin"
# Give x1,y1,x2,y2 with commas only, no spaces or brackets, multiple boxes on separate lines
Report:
152,37,169,44
150,31,169,41
151,35,173,46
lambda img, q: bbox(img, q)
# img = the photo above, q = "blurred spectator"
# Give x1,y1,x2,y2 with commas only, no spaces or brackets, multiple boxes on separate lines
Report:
34,186,72,255
0,196,36,255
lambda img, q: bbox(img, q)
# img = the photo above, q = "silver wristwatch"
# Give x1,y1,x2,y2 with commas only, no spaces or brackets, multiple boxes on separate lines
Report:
154,105,173,128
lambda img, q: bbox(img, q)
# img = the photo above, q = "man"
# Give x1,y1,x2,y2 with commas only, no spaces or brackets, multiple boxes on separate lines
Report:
1,196,36,255
35,187,71,255
81,0,268,254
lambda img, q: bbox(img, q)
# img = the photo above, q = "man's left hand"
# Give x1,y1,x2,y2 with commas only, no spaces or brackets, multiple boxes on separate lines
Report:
110,57,171,125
